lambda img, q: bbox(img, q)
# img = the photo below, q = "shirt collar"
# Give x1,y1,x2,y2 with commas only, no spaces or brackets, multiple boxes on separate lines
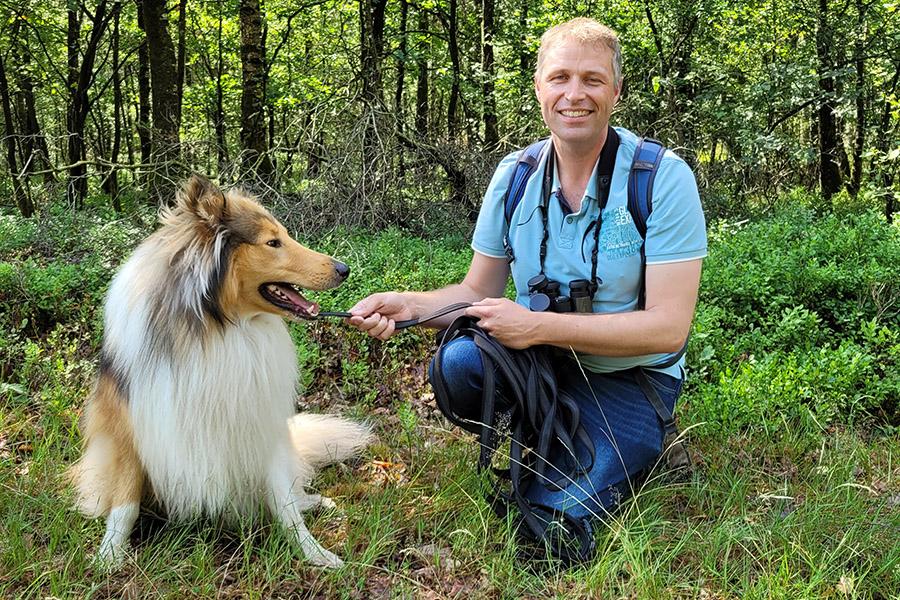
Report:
551,159,601,207
548,126,618,212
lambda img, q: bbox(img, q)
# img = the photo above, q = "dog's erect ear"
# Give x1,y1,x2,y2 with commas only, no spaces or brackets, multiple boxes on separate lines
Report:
180,174,227,227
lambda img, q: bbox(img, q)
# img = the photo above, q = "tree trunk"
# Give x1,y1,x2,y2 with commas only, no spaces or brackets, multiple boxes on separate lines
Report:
90,101,110,176
359,0,387,192
0,52,32,216
481,0,498,149
264,21,277,174
876,65,898,222
414,10,428,138
360,0,386,106
446,0,460,138
124,64,135,165
848,0,866,196
394,0,408,178
216,0,227,170
518,0,531,78
301,39,320,178
134,0,152,171
239,0,272,178
66,0,87,206
305,114,323,178
14,29,55,184
671,11,698,168
176,0,187,127
102,3,123,208
143,0,181,201
816,0,841,200
644,6,666,139
65,0,113,207
394,0,408,127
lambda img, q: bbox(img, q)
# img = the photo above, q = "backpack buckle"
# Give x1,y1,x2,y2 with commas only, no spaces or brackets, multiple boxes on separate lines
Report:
503,236,515,263
663,427,692,473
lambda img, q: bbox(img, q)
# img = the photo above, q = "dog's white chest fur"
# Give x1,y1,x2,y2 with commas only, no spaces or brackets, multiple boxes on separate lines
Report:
124,308,299,519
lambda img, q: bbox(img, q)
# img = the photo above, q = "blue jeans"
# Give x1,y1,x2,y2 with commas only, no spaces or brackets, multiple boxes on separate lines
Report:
429,337,682,520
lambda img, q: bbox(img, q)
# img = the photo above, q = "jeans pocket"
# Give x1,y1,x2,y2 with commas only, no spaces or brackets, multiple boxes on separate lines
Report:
644,370,682,398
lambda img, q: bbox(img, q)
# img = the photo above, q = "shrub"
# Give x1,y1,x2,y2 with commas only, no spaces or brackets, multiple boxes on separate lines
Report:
702,206,899,336
689,335,897,433
685,206,899,432
0,215,38,258
0,258,109,337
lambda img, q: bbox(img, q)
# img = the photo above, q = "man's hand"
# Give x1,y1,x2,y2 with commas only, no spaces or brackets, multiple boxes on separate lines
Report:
465,298,541,349
346,253,511,341
348,292,414,340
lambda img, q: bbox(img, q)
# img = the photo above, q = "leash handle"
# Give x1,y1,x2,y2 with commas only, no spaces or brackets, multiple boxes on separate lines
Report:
317,301,472,330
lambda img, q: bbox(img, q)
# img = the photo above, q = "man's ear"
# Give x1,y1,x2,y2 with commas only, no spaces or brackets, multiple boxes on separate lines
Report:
179,174,227,227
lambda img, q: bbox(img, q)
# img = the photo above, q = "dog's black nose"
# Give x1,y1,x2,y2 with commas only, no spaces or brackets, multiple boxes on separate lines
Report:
334,261,350,280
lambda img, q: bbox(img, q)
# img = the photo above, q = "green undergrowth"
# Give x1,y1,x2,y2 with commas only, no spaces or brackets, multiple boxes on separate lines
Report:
686,207,899,434
1,196,898,598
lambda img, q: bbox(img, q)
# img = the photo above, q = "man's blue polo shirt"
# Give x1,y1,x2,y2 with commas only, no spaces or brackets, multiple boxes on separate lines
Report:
471,126,707,379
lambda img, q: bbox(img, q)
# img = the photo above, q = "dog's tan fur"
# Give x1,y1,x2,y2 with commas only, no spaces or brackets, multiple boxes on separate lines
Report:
70,374,144,518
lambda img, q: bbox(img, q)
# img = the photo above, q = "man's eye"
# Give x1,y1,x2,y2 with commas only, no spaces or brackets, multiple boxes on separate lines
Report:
266,239,282,248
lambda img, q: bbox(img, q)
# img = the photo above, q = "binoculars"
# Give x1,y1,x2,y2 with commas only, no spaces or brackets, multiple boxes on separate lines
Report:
527,274,595,313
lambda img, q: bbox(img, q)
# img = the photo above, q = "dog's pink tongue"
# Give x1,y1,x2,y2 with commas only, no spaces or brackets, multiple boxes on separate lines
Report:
280,286,319,316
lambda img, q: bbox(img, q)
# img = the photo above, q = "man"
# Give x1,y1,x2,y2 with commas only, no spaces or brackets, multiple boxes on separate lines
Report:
349,18,706,530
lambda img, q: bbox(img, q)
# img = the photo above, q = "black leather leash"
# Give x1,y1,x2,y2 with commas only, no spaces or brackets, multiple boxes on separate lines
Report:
316,301,472,330
431,316,597,565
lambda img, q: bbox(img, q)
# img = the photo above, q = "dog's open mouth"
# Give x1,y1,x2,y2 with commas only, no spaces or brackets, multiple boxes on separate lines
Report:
259,283,320,318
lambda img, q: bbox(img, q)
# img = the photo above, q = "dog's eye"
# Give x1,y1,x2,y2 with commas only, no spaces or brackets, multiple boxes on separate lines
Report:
266,239,282,248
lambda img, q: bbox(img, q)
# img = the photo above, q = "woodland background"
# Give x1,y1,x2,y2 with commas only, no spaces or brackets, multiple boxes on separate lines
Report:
0,0,897,223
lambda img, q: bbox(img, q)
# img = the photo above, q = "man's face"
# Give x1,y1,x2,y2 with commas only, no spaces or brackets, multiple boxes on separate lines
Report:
534,39,621,151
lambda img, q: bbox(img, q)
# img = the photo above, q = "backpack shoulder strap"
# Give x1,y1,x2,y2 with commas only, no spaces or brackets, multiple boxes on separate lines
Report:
501,138,548,262
504,138,548,225
628,137,666,310
627,137,666,239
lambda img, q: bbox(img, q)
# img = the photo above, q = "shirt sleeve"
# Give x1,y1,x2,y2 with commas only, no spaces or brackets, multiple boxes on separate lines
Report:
644,156,708,264
471,151,521,258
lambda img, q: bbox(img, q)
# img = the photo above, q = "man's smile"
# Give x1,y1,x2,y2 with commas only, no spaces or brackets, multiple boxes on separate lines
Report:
559,109,592,118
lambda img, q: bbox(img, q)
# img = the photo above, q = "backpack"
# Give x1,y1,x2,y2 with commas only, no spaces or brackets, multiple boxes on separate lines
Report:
502,136,665,310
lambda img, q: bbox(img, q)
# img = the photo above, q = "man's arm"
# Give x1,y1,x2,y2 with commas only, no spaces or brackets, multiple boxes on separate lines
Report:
348,252,510,340
465,259,702,354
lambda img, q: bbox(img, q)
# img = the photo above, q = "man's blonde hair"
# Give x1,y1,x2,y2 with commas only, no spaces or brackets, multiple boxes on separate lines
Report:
535,18,623,88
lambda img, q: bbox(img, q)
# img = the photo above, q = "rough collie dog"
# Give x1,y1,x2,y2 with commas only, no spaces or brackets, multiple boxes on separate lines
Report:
69,175,372,568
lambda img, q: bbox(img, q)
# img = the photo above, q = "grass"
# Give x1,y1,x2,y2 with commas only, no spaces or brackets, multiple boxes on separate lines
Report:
1,347,897,599
1,202,898,598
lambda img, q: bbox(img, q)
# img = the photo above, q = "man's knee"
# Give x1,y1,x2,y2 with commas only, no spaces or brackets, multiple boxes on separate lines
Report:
429,337,485,425
429,337,483,387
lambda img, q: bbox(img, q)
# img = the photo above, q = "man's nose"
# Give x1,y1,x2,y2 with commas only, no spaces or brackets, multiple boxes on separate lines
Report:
564,80,586,101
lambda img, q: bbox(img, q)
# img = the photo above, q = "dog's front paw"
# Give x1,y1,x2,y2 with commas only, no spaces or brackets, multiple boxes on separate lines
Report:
318,496,337,510
95,539,129,571
306,546,344,569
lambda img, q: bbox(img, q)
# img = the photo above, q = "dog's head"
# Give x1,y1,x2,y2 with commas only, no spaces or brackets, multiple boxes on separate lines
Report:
162,175,348,323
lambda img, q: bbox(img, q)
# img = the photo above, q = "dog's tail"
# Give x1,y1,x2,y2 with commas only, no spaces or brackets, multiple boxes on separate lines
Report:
288,413,374,467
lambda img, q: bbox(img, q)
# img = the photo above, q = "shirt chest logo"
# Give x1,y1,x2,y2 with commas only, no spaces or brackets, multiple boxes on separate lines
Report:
599,206,643,259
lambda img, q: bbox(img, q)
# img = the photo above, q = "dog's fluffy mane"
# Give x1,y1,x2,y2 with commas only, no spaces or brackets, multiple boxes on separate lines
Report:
101,180,262,382
155,176,250,328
